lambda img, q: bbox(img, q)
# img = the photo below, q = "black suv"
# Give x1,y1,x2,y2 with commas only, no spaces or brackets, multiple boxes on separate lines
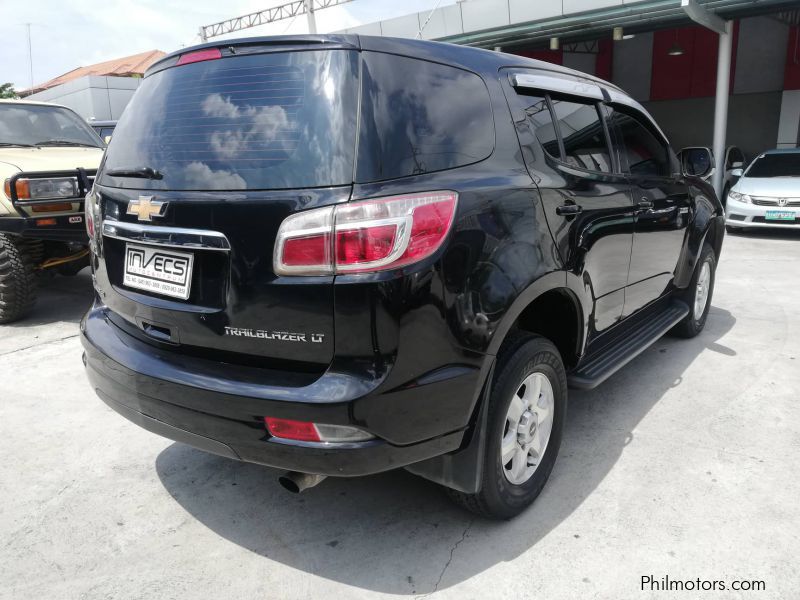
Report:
82,35,723,519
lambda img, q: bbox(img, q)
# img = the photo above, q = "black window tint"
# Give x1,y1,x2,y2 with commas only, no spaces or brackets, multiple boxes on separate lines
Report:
727,147,744,169
745,154,800,177
99,50,359,190
356,52,494,182
608,108,670,177
549,99,612,173
516,94,560,158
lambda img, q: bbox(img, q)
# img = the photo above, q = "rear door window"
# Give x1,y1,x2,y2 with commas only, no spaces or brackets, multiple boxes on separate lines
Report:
99,50,359,191
504,87,613,174
606,106,671,177
549,98,613,173
356,52,494,182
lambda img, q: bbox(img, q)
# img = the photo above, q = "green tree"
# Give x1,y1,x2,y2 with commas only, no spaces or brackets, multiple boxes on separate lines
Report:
0,83,18,99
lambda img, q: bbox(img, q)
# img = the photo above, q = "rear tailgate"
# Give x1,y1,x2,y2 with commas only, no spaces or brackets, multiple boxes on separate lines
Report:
91,43,360,369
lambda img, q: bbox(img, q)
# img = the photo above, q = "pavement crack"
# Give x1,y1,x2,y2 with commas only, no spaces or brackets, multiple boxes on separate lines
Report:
418,518,474,598
0,333,80,356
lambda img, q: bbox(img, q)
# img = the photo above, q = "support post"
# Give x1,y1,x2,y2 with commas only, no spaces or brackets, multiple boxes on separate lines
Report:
711,20,733,200
305,0,317,34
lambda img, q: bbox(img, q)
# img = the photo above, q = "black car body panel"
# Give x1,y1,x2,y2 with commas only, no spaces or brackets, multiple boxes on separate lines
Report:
82,34,723,491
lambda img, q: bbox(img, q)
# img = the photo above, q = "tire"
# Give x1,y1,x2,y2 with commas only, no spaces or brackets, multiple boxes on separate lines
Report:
0,234,39,324
671,242,716,338
447,332,567,519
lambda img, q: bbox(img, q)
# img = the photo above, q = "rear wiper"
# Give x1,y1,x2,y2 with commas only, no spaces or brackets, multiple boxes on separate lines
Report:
0,142,38,148
34,139,101,148
104,166,163,180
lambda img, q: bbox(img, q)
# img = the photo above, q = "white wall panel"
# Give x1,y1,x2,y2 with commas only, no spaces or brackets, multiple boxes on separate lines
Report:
509,0,562,23
347,22,383,36
419,4,464,40
380,13,421,38
563,0,622,13
461,0,510,33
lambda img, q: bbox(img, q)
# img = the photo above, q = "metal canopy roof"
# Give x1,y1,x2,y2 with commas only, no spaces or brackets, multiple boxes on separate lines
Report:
439,0,800,49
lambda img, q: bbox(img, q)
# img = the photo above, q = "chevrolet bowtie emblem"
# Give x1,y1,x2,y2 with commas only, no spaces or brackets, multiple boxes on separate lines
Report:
127,196,167,222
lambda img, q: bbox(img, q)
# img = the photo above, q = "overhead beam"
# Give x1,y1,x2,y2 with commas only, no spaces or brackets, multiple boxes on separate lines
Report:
200,0,352,41
681,0,727,35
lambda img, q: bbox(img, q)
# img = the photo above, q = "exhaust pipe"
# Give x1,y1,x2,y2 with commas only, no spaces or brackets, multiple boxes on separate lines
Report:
278,471,327,493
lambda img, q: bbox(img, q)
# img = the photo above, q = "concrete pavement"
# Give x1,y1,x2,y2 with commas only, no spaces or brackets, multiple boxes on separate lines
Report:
1,228,799,599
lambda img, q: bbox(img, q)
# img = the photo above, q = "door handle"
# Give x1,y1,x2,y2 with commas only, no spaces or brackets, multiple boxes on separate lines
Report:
637,199,654,211
556,204,583,216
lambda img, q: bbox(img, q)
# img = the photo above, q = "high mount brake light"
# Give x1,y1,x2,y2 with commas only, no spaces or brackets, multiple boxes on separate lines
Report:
273,191,458,276
176,48,222,66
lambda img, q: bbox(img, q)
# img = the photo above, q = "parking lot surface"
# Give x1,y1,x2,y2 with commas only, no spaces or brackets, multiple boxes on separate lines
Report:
2,229,799,600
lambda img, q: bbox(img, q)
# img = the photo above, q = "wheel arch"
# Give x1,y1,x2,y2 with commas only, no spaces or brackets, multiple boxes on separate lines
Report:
674,188,723,290
486,273,584,369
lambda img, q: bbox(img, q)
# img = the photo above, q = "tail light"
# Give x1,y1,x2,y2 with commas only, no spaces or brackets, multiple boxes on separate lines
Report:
274,191,457,276
264,417,374,443
84,191,101,247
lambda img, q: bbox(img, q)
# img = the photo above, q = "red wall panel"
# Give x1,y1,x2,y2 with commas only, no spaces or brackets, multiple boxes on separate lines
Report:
596,39,613,81
786,26,800,91
651,25,737,101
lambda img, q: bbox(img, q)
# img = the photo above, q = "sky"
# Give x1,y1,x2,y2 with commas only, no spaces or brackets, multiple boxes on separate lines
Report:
0,0,454,90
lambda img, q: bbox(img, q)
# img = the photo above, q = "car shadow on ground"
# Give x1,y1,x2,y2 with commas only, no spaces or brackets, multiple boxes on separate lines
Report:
5,268,93,328
155,306,736,595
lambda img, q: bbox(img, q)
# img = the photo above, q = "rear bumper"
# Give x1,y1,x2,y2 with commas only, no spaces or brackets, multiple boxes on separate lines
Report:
81,306,473,476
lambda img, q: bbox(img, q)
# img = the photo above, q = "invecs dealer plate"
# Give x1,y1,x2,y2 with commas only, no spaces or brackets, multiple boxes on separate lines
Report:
123,243,194,300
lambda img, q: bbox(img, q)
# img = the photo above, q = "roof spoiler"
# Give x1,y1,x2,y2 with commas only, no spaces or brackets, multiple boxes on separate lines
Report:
146,34,360,77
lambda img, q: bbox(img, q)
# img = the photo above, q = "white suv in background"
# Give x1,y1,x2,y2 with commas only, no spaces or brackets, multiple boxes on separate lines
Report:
725,148,800,232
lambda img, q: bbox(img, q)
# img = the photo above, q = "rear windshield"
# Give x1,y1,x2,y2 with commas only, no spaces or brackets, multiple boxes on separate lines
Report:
99,49,359,191
745,154,800,178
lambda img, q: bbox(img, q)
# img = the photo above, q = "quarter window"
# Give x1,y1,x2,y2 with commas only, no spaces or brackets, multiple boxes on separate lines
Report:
356,52,494,182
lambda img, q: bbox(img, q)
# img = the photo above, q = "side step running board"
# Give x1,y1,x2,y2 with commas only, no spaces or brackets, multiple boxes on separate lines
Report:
568,300,690,390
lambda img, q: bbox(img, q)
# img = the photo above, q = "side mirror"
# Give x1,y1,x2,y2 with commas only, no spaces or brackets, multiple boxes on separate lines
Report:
730,161,743,169
730,168,743,178
681,148,713,179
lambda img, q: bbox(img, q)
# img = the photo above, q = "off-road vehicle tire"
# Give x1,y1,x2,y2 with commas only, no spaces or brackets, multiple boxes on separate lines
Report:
671,242,716,338
447,332,567,519
0,234,40,324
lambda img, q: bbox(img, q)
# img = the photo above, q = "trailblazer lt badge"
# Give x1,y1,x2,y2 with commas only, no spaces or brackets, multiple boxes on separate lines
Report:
224,327,325,343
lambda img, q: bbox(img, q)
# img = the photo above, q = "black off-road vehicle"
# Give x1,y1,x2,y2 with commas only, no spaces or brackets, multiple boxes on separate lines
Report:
82,36,723,519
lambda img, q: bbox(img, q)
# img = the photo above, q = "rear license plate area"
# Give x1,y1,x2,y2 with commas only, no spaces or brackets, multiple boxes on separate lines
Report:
124,243,194,300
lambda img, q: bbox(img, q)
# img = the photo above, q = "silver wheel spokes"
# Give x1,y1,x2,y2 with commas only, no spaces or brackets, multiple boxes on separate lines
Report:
694,261,711,318
501,372,555,485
